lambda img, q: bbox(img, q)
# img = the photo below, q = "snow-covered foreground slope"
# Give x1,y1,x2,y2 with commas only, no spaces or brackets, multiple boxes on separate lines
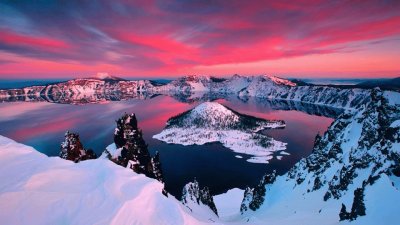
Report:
0,136,218,225
153,102,288,163
240,89,400,225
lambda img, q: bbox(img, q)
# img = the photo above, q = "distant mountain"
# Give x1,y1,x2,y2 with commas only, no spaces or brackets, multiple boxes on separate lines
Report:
91,72,127,81
288,78,311,86
302,78,369,85
153,102,287,163
356,77,400,91
0,74,374,108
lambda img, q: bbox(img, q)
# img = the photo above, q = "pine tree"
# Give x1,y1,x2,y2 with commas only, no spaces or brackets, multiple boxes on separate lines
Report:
114,118,125,148
200,186,218,216
240,187,252,213
249,181,266,211
248,170,277,211
350,187,366,219
181,179,218,216
151,151,164,182
339,203,350,221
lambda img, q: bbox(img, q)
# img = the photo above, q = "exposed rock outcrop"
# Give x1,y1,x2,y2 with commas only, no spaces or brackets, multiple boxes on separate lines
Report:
59,131,97,162
181,179,218,216
107,113,165,183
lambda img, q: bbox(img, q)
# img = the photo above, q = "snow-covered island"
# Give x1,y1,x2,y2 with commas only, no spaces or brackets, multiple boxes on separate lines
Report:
153,101,288,163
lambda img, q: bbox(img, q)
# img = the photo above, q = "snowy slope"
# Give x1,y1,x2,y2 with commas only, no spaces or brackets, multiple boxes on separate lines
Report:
240,89,400,225
0,136,219,225
214,188,245,220
269,75,296,86
153,102,288,163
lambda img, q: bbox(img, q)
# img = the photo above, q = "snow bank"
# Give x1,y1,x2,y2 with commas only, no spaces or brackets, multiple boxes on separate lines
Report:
214,188,244,220
0,136,216,225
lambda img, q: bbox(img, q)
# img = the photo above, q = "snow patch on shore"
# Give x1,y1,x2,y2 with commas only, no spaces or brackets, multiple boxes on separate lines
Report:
154,128,287,163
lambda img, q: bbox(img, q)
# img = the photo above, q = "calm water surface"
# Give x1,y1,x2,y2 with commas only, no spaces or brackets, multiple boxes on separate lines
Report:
0,95,334,197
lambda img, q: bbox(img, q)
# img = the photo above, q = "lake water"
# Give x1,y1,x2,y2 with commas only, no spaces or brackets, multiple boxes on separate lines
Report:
0,95,335,197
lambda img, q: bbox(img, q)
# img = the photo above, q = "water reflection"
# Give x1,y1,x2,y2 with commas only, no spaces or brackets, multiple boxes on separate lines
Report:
1,90,342,118
0,95,334,197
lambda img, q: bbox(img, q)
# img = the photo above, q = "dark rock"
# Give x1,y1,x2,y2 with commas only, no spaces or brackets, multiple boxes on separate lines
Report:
59,131,97,162
181,179,218,216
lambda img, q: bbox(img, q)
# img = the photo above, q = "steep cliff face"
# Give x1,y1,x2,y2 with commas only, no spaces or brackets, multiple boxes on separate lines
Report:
104,113,165,183
240,89,400,224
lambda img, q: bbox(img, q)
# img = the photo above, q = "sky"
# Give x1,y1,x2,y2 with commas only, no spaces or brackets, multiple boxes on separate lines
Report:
0,0,399,79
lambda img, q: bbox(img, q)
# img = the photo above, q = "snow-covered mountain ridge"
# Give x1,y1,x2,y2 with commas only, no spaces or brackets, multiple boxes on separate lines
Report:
0,74,371,108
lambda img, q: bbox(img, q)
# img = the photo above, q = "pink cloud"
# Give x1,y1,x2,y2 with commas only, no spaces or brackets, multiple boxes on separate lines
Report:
0,29,70,50
0,1,399,78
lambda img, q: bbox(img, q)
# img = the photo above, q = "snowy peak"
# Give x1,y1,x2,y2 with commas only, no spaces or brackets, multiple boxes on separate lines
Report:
167,75,211,93
267,75,297,87
183,102,239,127
247,75,296,87
191,102,234,115
166,101,283,131
181,75,211,82
94,72,126,81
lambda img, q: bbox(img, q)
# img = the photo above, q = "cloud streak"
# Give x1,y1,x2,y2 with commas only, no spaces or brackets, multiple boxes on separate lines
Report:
0,0,399,78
